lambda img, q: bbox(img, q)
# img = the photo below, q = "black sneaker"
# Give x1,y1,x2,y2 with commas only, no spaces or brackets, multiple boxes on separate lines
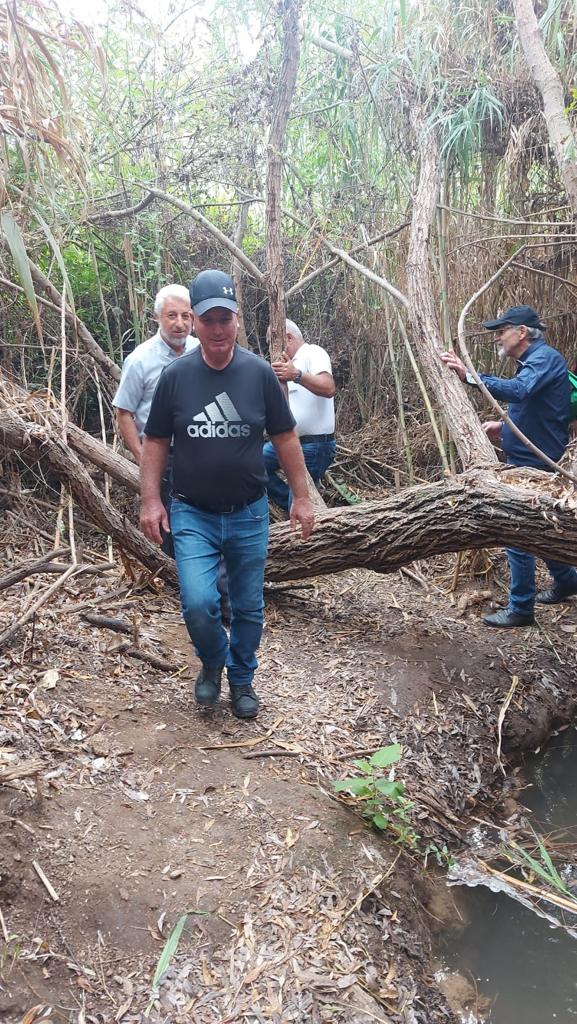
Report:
230,684,259,719
483,609,535,628
194,665,222,706
536,582,577,605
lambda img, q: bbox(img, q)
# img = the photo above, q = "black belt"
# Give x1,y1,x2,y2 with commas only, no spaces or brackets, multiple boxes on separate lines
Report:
175,490,265,514
299,433,335,444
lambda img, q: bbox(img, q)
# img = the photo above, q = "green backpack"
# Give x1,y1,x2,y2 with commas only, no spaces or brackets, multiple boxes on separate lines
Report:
570,370,577,422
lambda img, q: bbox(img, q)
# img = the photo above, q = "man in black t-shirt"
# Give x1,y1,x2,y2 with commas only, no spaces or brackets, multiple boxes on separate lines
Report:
140,269,315,720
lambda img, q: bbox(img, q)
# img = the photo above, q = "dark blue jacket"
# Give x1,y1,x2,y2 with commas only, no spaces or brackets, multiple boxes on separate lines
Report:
478,338,570,469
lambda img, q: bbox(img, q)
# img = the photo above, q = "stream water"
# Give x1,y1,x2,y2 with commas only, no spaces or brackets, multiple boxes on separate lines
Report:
439,726,577,1023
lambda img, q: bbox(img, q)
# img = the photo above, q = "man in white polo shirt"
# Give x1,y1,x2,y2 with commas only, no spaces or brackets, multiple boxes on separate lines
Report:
113,284,198,553
263,319,336,510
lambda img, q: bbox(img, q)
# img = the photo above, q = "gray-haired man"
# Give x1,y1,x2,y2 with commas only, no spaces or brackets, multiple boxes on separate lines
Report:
113,284,198,555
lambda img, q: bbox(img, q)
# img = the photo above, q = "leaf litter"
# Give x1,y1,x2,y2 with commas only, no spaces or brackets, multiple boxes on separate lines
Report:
1,535,577,1022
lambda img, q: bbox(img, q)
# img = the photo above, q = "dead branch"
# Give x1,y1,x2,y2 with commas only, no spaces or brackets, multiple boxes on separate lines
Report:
0,547,71,591
81,612,132,634
140,186,265,284
111,639,179,672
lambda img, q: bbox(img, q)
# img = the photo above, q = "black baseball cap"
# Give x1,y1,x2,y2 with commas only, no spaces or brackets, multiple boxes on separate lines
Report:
483,305,545,331
189,269,238,316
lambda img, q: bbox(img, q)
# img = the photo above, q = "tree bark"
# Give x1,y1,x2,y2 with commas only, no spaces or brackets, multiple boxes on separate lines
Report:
67,422,140,493
266,469,577,581
405,114,497,469
265,0,300,363
232,201,251,349
0,404,175,583
514,0,577,218
2,399,577,586
264,0,325,511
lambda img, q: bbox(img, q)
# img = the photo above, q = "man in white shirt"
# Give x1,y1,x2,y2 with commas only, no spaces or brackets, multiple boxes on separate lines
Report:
113,284,198,554
263,319,336,510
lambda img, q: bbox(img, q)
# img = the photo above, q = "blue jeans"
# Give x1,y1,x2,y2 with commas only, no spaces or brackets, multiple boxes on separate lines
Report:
263,439,336,511
170,495,269,686
506,547,577,615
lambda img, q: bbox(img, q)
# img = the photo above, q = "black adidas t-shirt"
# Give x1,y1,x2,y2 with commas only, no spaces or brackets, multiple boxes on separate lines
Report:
145,346,295,507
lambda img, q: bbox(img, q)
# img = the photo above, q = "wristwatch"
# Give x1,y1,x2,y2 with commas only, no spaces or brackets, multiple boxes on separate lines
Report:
294,369,303,384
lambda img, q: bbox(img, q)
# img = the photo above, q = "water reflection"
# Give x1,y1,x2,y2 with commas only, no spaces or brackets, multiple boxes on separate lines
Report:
439,727,577,1023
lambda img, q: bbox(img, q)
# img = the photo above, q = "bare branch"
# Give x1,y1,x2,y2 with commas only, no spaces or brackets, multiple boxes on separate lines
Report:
140,186,265,284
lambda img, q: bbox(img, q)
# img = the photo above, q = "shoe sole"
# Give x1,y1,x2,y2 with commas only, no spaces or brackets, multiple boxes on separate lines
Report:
483,619,534,628
231,706,258,719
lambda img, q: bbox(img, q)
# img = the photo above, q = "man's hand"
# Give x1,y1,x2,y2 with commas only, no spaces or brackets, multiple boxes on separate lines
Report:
440,351,467,381
289,496,315,541
140,499,169,546
483,420,503,441
272,351,299,383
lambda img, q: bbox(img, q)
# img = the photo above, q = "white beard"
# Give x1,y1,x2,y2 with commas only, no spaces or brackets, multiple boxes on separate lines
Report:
497,346,506,358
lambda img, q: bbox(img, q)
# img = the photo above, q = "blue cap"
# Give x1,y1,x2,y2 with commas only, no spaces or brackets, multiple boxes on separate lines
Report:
483,305,545,331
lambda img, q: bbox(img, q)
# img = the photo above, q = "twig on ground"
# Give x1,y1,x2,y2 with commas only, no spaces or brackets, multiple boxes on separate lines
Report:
496,675,519,775
32,860,60,902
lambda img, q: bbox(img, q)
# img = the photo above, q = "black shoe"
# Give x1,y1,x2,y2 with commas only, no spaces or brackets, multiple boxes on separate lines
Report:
536,583,577,605
230,684,259,719
194,665,222,706
483,609,535,628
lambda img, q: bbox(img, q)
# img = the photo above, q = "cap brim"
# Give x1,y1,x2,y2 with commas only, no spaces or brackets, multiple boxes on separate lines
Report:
193,297,238,316
482,318,508,330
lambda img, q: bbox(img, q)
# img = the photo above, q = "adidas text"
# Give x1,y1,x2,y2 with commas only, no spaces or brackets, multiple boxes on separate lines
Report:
187,422,251,438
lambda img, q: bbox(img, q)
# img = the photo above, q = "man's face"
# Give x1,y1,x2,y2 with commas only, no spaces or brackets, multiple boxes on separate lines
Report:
193,307,238,365
285,332,301,359
493,324,528,360
157,297,192,348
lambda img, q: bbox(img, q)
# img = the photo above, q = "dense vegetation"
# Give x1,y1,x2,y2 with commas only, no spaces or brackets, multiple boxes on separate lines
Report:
1,0,577,482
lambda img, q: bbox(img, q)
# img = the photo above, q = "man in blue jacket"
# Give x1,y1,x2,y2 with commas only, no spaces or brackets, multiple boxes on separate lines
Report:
441,304,577,628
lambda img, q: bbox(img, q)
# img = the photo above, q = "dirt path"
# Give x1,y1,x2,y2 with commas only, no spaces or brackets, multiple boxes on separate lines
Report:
1,560,576,1022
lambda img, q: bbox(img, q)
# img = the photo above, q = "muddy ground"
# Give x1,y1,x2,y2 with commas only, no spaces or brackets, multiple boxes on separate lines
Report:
1,547,576,1023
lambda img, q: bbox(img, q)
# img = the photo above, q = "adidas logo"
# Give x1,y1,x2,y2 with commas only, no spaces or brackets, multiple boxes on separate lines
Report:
187,391,251,438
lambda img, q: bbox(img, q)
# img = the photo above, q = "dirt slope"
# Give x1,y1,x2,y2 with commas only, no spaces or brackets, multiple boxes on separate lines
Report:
1,559,575,1022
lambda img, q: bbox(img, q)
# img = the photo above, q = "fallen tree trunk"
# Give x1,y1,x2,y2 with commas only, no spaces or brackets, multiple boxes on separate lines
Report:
67,421,139,493
267,468,577,580
2,399,577,584
1,405,174,583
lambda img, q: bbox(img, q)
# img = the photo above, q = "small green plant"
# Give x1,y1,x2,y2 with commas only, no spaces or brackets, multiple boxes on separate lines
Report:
145,914,188,1017
501,831,571,897
332,744,418,847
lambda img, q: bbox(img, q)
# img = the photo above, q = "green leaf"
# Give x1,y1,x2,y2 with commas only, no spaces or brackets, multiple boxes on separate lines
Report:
369,744,402,768
375,779,406,800
31,205,76,316
372,812,389,831
332,777,371,796
1,212,43,344
145,913,188,1016
352,759,374,774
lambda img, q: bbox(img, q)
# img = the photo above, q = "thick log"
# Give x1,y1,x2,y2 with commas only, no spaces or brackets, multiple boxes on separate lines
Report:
2,398,577,586
266,469,577,581
2,372,139,493
0,404,176,584
67,422,139,493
